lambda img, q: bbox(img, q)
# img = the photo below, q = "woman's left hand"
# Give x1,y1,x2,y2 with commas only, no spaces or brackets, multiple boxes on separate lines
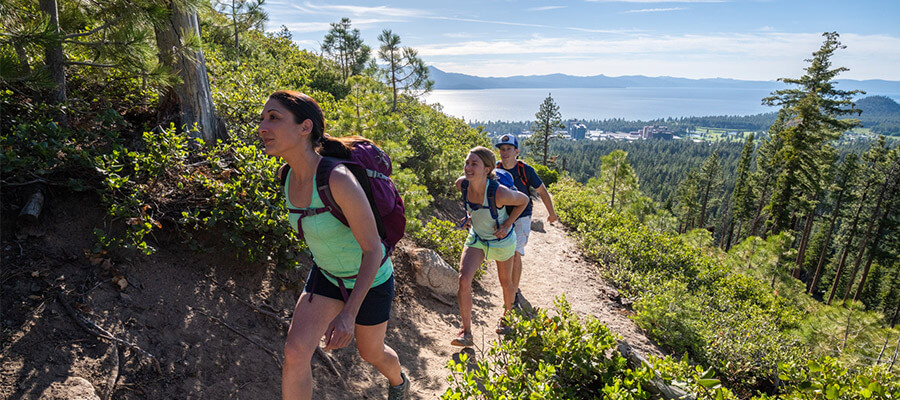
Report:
323,310,355,350
494,223,511,238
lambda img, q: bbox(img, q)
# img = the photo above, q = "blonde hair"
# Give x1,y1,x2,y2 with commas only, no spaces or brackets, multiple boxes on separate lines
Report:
468,146,497,179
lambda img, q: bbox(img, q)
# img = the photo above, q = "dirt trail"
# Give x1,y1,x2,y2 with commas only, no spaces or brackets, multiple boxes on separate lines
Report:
0,195,662,399
390,198,665,399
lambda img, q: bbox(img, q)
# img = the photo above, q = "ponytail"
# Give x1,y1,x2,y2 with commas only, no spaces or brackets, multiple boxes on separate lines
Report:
318,135,373,158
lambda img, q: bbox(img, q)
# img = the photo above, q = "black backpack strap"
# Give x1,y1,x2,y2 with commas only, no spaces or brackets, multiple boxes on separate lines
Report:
279,163,291,187
486,179,500,228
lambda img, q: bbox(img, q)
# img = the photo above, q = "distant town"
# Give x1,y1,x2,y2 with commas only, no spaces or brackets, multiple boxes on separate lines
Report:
508,120,676,142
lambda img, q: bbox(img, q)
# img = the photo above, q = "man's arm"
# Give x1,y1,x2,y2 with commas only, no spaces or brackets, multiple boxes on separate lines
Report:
535,185,558,224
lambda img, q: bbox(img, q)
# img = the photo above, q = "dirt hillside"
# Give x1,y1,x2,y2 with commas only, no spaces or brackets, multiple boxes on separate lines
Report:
0,193,662,399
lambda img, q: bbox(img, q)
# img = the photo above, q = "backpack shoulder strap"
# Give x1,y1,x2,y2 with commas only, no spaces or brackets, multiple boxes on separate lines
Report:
516,161,528,187
486,179,500,224
279,163,291,187
315,157,387,239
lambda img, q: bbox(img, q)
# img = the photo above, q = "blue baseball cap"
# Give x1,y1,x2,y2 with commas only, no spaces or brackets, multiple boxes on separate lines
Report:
496,134,518,149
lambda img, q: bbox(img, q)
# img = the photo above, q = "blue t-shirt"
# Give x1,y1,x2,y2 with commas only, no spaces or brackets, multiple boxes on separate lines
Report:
497,161,543,218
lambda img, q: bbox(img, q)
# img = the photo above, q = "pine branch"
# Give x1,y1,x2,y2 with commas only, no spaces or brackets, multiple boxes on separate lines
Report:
65,61,116,68
63,17,124,39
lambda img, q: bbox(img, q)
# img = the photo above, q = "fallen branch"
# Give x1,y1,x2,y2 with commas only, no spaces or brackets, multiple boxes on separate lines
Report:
105,343,120,400
192,307,283,369
57,291,162,375
207,277,345,385
617,341,693,400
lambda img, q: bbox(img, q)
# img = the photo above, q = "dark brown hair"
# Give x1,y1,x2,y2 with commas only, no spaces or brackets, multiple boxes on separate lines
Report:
267,91,370,157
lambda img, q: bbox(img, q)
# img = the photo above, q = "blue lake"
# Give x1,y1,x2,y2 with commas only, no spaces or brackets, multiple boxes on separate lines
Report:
424,87,900,122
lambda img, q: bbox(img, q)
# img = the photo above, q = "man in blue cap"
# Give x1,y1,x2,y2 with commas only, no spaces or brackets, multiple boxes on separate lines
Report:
495,134,558,308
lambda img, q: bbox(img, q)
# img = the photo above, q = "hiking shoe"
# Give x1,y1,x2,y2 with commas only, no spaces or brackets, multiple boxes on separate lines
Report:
513,289,523,309
495,319,512,335
387,372,409,400
450,330,474,347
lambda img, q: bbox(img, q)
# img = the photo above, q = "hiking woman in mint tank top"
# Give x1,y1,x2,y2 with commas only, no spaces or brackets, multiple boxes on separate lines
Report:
258,91,408,400
451,146,528,347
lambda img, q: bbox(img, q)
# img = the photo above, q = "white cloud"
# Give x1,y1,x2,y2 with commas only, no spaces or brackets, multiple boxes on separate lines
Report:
527,6,568,11
425,16,628,34
624,7,686,13
423,32,900,80
298,2,427,17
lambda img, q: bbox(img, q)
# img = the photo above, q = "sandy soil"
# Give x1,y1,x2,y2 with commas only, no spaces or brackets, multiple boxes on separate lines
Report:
0,193,662,399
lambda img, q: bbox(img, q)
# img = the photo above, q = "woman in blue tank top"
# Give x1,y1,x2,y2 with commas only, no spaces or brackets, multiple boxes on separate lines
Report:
259,91,408,400
451,146,528,347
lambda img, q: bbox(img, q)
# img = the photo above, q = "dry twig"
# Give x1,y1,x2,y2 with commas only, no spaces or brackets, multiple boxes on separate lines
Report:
56,291,162,375
192,307,283,369
207,277,346,386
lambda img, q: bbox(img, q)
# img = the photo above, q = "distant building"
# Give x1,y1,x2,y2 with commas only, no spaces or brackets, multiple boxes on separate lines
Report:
639,125,673,140
566,120,588,140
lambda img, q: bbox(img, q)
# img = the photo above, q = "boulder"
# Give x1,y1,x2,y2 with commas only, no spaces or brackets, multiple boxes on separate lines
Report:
38,376,100,400
410,248,459,296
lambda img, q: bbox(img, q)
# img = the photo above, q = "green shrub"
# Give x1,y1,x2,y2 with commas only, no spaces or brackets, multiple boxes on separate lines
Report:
551,176,806,394
444,298,655,399
532,162,559,186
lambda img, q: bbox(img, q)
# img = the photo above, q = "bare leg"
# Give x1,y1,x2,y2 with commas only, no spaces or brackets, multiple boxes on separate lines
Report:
282,293,343,400
458,246,485,333
496,257,516,312
356,322,403,386
511,251,524,292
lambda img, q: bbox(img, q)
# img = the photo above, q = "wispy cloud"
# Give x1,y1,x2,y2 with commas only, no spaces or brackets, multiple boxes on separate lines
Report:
624,7,686,13
425,16,628,34
296,2,428,17
422,32,900,80
527,6,567,11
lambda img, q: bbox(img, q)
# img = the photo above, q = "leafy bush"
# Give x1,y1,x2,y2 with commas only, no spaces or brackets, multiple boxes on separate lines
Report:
444,298,655,399
92,125,302,267
532,162,559,186
551,176,806,393
766,357,900,399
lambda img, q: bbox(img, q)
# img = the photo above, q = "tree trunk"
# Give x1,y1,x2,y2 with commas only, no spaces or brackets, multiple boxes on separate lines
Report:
808,190,845,295
610,161,619,209
699,177,711,228
14,42,31,74
232,0,240,65
155,2,224,143
749,181,771,236
826,186,870,305
842,173,890,303
891,299,899,328
793,212,815,279
853,168,898,301
39,0,67,126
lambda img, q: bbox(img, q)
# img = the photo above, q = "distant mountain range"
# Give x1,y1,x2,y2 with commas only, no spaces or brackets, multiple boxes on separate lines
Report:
428,66,900,94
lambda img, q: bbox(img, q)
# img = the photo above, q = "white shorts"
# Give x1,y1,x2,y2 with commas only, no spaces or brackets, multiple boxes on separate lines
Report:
513,216,532,256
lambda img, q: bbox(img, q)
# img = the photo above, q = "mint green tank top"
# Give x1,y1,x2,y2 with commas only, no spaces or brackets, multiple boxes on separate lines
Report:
284,168,392,289
466,179,511,240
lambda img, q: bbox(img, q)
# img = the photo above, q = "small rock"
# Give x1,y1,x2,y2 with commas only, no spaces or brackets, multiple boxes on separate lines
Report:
409,248,459,296
531,219,545,232
36,376,100,400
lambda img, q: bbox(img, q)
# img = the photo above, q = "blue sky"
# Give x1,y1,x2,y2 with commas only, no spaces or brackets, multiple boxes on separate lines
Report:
263,0,900,81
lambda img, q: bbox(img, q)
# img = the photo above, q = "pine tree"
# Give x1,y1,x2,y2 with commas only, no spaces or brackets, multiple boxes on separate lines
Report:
212,0,267,65
808,153,858,295
696,151,723,229
377,29,432,111
527,93,565,165
322,18,370,81
723,133,755,249
762,32,863,234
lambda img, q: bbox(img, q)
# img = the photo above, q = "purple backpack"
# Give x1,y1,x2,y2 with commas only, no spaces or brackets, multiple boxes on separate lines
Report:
281,141,406,261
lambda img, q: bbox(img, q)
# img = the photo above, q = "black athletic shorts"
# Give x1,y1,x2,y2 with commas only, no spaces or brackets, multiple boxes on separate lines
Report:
303,266,394,326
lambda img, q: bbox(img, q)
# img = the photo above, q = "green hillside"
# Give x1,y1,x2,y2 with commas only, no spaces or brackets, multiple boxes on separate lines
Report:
2,4,899,399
